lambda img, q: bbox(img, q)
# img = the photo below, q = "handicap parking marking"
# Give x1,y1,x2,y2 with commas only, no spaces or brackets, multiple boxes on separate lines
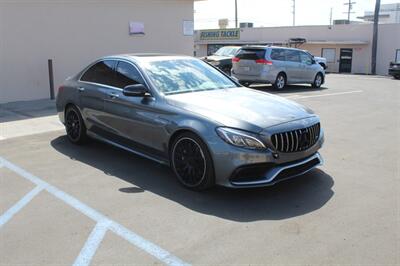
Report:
73,220,110,266
0,156,190,266
0,186,44,228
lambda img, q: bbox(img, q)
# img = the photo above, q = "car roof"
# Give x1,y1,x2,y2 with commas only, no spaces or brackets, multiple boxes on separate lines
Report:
240,45,303,51
101,53,194,63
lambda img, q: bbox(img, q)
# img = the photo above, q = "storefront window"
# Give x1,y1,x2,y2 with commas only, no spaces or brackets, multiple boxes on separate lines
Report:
322,48,336,63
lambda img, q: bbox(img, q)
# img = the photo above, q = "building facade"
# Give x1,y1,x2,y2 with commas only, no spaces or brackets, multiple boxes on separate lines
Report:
358,3,400,24
194,23,400,75
0,0,197,103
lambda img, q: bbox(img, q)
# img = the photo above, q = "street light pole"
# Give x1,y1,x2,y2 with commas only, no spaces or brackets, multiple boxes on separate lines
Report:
292,0,296,26
235,0,238,28
371,0,381,74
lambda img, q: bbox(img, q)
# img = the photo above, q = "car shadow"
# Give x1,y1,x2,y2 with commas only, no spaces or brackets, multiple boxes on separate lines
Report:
51,135,334,222
250,84,329,95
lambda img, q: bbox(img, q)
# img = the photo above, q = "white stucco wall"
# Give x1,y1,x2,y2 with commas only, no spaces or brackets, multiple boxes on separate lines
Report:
0,0,195,103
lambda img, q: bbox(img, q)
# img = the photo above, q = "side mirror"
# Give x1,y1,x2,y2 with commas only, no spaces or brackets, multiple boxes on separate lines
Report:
311,59,316,65
123,84,149,97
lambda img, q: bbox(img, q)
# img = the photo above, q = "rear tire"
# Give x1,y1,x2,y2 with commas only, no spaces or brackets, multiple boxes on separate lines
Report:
170,132,215,190
65,105,87,144
312,73,323,88
273,73,286,90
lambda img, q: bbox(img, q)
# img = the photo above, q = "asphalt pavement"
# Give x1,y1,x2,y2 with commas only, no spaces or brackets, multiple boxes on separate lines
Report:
0,74,399,265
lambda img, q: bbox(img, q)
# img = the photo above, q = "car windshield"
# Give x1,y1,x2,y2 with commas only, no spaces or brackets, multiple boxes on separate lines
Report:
214,47,239,57
143,58,237,95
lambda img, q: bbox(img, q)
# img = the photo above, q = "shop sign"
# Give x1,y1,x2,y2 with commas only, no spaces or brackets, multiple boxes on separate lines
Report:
200,29,240,40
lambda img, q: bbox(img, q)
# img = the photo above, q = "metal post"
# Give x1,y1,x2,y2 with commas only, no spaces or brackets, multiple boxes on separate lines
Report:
48,59,55,100
371,0,381,74
235,0,238,28
292,0,296,26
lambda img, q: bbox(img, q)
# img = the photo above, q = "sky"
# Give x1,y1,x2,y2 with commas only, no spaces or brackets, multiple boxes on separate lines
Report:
194,0,397,29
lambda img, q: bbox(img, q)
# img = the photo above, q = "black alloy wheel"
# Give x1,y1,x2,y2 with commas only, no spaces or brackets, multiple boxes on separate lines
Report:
171,133,215,190
65,105,87,144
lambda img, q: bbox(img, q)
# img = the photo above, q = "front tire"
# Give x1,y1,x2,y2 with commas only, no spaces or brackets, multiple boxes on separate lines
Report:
65,105,87,144
273,73,286,90
312,73,323,88
171,132,215,190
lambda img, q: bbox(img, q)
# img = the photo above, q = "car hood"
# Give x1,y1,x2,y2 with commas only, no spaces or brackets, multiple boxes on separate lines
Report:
203,55,232,62
166,87,315,133
314,56,327,63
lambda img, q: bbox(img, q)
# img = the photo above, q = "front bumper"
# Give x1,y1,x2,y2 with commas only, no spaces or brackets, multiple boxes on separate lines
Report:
208,119,324,188
388,68,400,76
229,152,323,187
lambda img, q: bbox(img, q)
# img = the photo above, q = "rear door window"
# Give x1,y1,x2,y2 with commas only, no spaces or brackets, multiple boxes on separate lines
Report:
270,49,286,61
114,61,145,88
80,60,116,87
236,49,266,60
285,50,301,62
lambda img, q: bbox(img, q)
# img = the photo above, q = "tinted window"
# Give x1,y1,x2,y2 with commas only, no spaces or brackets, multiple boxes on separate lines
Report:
300,52,313,64
80,60,116,86
236,49,266,60
285,50,301,62
114,61,145,88
270,49,286,61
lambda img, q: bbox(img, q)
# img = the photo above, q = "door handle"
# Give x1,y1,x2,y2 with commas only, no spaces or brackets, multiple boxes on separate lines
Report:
77,87,85,92
108,92,119,99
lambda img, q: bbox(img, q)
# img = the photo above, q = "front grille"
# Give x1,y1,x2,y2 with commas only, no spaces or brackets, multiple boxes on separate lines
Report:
271,123,320,153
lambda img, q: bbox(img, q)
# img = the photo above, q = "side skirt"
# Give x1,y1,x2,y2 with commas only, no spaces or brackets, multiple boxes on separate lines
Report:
87,131,170,166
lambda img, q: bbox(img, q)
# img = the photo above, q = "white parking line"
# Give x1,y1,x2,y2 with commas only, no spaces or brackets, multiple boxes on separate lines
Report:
0,156,190,266
73,220,110,266
0,186,43,228
288,90,363,99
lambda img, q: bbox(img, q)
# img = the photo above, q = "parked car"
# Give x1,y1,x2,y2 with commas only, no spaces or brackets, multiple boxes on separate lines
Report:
201,46,241,74
56,54,324,190
310,54,327,70
231,46,325,89
388,61,400,79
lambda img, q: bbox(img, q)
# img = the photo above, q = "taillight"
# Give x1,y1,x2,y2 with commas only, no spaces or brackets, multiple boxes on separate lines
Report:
58,86,64,94
232,57,240,63
255,59,273,65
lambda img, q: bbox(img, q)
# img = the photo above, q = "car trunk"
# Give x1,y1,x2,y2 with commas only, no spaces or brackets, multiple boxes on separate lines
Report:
233,48,268,76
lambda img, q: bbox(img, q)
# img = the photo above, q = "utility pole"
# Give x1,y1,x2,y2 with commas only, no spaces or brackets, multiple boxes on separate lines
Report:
371,0,381,74
329,7,333,28
343,0,356,23
235,0,238,28
292,0,296,26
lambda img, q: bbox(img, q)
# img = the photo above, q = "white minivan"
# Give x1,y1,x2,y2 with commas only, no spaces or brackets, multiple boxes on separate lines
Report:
231,46,325,89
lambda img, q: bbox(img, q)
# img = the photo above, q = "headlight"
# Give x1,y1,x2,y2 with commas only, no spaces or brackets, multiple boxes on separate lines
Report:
216,127,266,150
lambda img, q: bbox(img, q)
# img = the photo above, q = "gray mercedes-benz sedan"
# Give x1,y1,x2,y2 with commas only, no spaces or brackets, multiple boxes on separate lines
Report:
56,54,324,190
